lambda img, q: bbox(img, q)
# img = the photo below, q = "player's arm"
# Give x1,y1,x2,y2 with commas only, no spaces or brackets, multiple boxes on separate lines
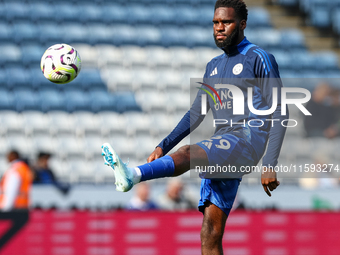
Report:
148,83,211,162
254,51,288,196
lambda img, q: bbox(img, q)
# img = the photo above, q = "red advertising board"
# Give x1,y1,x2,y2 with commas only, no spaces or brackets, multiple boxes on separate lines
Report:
0,210,339,255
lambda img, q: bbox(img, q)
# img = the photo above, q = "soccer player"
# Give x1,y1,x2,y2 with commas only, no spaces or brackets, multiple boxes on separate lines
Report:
102,0,288,254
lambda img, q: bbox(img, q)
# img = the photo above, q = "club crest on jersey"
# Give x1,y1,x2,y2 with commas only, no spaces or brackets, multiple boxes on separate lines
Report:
232,63,243,75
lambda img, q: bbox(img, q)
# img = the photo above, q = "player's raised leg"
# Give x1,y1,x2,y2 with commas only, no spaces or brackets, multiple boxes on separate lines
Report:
101,143,208,192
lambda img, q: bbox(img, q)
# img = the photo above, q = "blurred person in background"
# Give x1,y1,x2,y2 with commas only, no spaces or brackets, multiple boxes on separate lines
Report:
304,82,339,138
157,178,196,211
126,182,158,211
0,150,32,249
32,152,70,195
0,150,33,211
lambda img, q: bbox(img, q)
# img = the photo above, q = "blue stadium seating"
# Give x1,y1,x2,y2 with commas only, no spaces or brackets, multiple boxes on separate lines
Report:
115,92,142,113
21,44,44,67
13,22,38,43
61,23,89,45
38,23,64,47
89,89,117,112
29,3,55,22
5,67,31,90
101,4,126,24
63,90,91,112
136,26,162,46
54,3,81,23
4,2,29,22
39,89,67,112
0,89,15,111
0,22,13,42
0,44,21,67
79,4,103,23
13,88,40,112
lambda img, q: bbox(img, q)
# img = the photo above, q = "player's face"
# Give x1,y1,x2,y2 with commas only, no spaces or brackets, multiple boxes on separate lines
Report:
213,7,242,49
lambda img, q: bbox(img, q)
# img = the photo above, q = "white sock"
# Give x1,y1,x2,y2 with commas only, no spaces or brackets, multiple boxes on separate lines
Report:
131,167,142,185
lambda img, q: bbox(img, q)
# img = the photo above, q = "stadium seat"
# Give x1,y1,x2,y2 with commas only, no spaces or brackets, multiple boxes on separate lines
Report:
96,45,123,67
21,111,50,136
145,46,172,69
114,91,142,113
101,67,134,91
0,110,24,135
247,7,272,28
13,88,40,112
121,46,148,67
310,0,331,28
87,24,112,45
48,111,76,136
5,67,32,90
21,44,45,68
149,5,176,25
97,111,127,136
31,134,56,156
332,8,340,34
72,44,98,68
136,26,162,46
12,22,38,43
197,5,214,27
0,89,15,111
109,25,136,46
39,89,67,112
174,6,200,26
131,66,158,91
170,47,199,68
54,3,81,22
63,90,91,112
82,135,106,160
161,26,187,47
38,23,64,46
156,69,184,91
73,68,107,91
280,29,306,50
90,90,117,112
0,44,21,67
55,136,84,160
0,22,13,42
60,23,89,44
4,2,29,22
135,91,167,113
72,111,101,136
29,2,55,22
312,51,339,71
79,4,103,23
184,27,214,47
6,133,34,159
100,4,127,24
127,5,152,24
29,67,59,91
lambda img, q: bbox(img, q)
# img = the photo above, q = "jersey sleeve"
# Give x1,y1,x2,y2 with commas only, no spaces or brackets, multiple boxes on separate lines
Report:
157,68,211,155
254,50,289,168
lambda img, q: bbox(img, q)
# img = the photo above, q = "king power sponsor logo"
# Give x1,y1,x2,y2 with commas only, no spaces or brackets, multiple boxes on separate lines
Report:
197,83,312,128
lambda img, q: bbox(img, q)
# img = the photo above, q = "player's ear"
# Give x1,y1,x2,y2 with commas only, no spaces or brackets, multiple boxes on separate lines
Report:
239,20,246,30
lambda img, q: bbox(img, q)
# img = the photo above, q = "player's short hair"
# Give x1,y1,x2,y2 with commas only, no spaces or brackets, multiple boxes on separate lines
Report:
215,0,248,21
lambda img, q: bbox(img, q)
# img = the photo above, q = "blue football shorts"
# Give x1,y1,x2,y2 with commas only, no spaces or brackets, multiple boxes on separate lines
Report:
196,133,258,216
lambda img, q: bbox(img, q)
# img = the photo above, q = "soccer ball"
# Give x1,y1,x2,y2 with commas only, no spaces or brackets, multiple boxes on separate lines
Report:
40,44,81,84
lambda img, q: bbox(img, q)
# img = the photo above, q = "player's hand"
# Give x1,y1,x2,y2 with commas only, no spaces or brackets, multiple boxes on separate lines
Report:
147,147,164,163
261,167,280,197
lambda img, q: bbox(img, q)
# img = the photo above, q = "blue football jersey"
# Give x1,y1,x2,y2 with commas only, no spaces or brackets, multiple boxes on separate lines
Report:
158,37,288,168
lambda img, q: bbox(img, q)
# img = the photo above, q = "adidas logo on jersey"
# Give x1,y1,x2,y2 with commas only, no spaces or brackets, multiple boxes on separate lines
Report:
210,67,218,76
202,141,212,149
